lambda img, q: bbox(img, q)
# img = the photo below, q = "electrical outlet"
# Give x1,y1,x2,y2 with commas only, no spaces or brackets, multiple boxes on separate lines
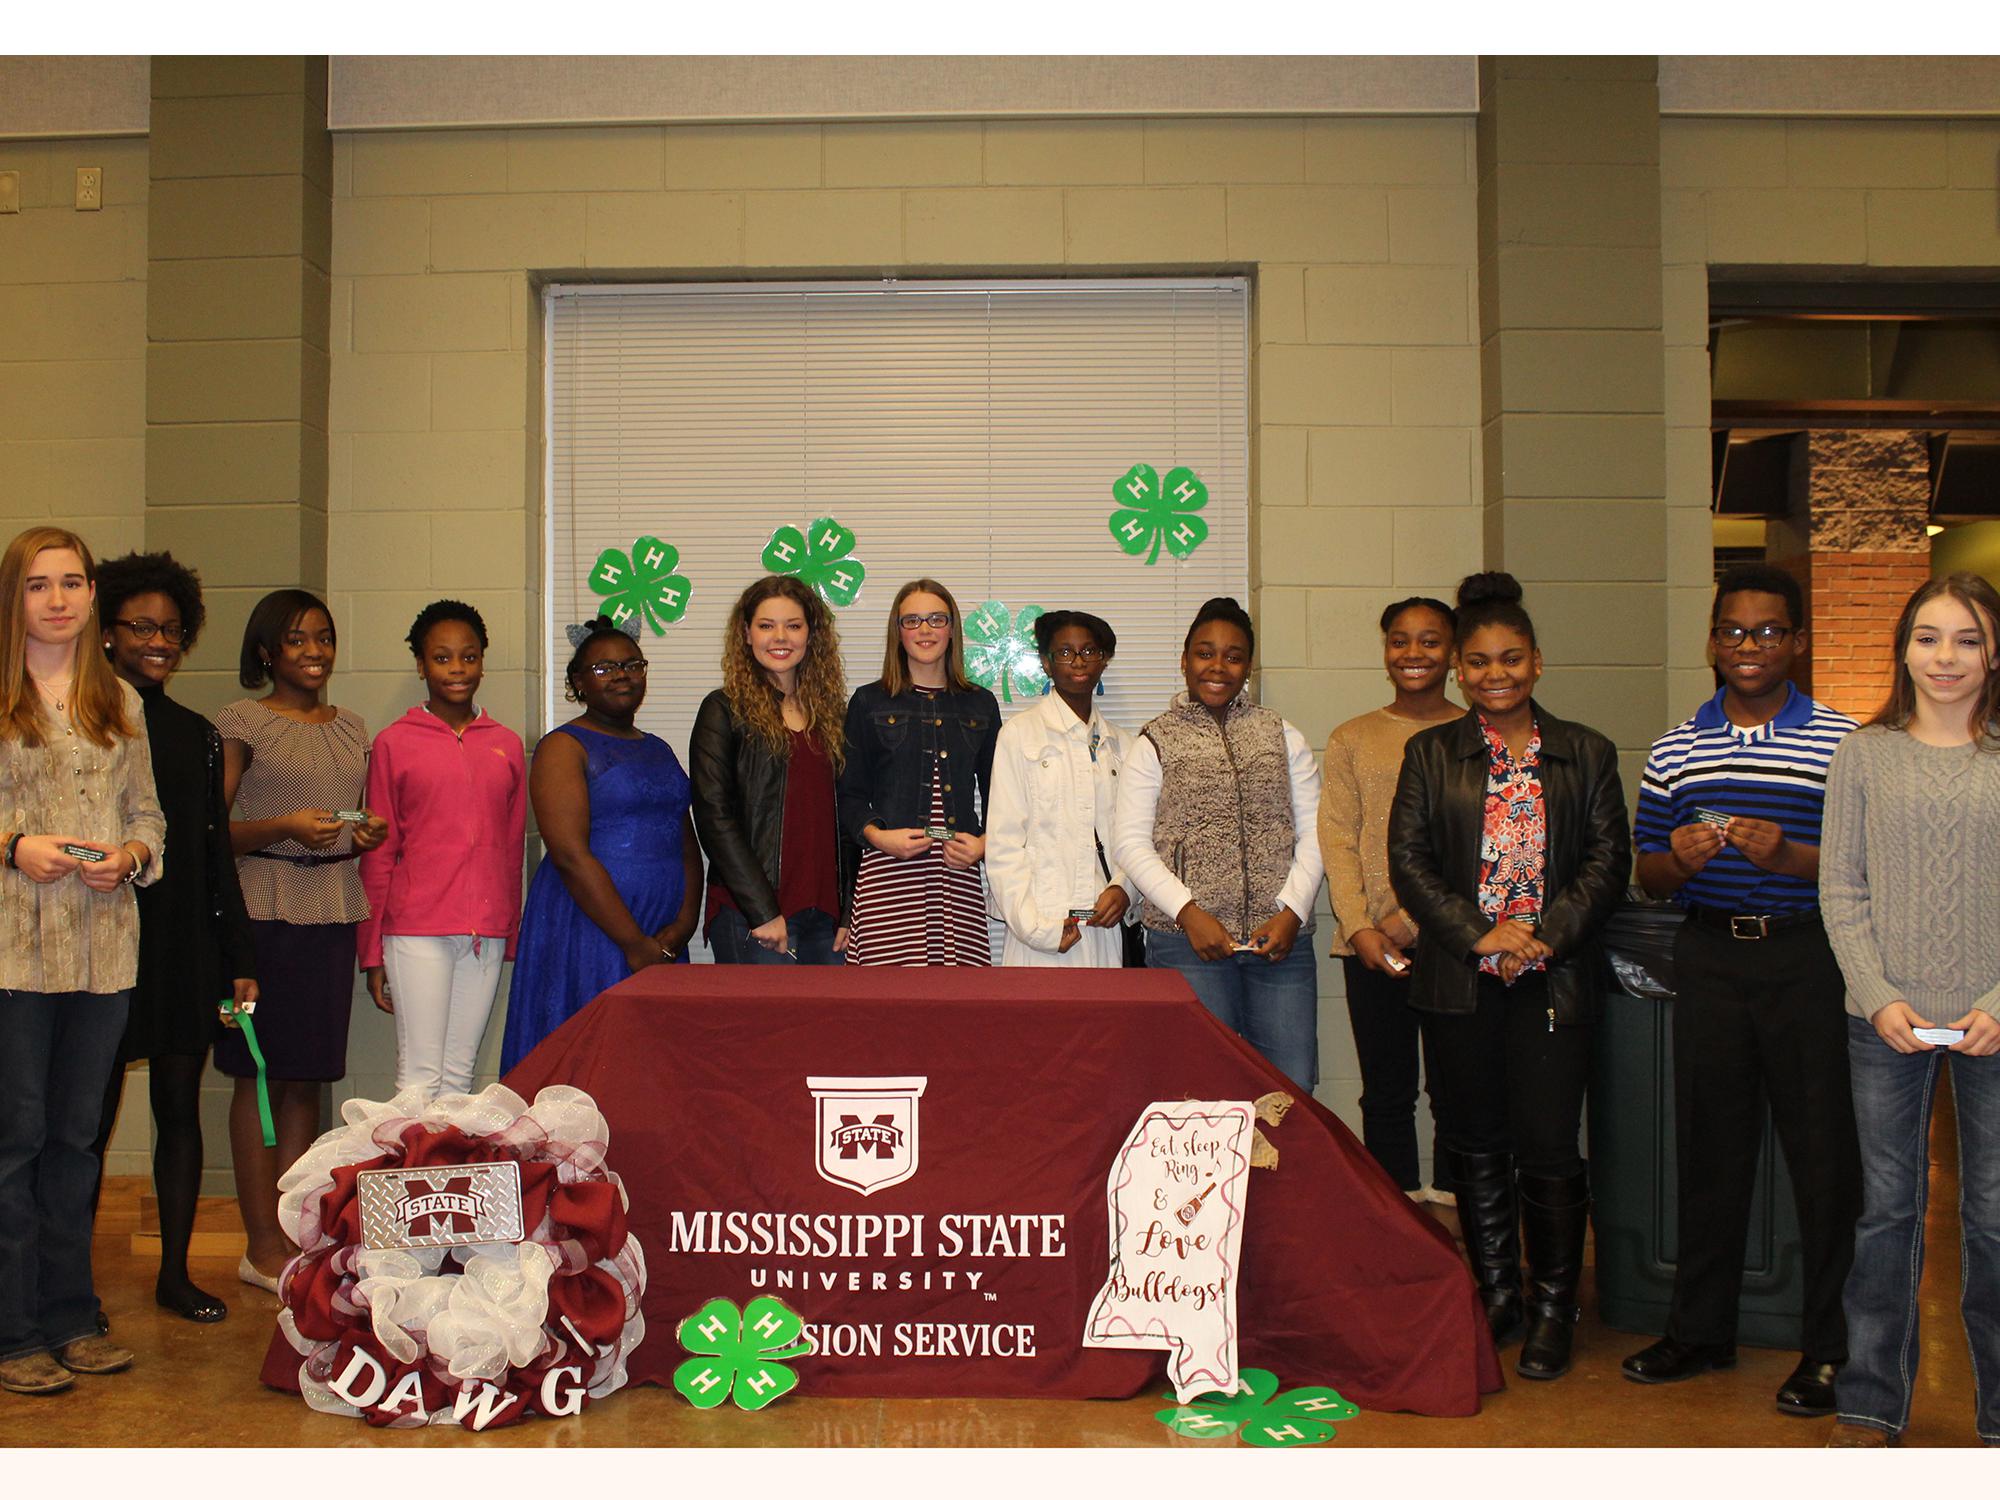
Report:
76,166,102,211
0,172,19,214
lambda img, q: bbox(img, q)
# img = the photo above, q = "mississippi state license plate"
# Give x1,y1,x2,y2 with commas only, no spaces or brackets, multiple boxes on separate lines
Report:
357,1161,525,1250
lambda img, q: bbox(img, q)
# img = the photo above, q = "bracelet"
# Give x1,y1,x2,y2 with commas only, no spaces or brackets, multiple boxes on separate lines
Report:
121,845,145,884
660,945,678,963
3,832,21,870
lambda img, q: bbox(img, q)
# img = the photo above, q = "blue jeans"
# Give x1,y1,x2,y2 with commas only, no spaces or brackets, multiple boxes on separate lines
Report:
708,906,843,967
1145,927,1318,1090
1837,1014,2000,1443
0,988,130,1359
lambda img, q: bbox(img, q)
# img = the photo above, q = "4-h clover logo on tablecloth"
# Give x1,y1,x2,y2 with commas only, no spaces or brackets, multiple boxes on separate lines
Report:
1153,1367,1358,1447
589,536,692,635
672,1295,817,1411
1109,463,1210,565
761,517,867,607
963,600,1047,704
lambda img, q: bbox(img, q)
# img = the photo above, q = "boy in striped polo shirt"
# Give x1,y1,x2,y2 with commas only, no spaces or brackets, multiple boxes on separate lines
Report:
1620,565,1862,1419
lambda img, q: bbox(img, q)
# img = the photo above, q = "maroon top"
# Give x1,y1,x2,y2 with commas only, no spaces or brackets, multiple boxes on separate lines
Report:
707,727,842,928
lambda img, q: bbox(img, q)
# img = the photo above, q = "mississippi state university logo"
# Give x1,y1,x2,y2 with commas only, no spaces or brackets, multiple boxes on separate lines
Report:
355,1161,526,1250
806,1076,926,1197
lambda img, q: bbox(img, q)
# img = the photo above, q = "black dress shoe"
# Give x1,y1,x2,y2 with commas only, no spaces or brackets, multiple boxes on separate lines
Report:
1621,1336,1737,1384
1775,1357,1841,1416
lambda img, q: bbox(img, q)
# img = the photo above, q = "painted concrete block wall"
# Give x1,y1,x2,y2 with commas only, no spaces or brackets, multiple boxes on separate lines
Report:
323,115,1489,1150
0,135,152,1176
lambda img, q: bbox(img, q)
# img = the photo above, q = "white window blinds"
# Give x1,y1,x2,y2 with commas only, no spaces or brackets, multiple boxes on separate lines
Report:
543,278,1250,761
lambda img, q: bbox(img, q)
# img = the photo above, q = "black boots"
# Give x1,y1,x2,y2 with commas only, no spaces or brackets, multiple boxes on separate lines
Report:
1516,1169,1590,1380
1449,1149,1524,1345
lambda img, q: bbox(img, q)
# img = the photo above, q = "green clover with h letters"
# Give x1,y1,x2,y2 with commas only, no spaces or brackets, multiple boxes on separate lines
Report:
672,1295,816,1411
963,599,1048,704
1109,463,1209,565
1153,1367,1358,1447
588,535,692,635
761,517,867,607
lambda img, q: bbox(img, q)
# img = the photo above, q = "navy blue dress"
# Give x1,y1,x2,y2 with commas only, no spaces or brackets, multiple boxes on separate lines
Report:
500,723,690,1073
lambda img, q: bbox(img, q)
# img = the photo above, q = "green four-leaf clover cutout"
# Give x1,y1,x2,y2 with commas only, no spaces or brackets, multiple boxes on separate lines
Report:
589,535,692,636
762,517,867,607
963,600,1048,704
672,1295,817,1412
1109,463,1209,565
1153,1367,1358,1447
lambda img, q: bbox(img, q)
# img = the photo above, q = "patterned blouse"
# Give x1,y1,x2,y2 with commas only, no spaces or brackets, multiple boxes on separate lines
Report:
1475,714,1547,982
214,699,370,926
0,679,166,994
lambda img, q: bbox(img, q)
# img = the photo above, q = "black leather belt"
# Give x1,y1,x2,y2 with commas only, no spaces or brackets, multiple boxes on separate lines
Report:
245,849,358,866
1685,906,1822,940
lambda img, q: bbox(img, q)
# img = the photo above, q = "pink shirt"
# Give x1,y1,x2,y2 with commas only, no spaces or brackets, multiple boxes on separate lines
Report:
356,705,528,968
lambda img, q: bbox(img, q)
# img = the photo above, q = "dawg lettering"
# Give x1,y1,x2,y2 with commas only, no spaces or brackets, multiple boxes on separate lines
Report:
808,1076,925,1196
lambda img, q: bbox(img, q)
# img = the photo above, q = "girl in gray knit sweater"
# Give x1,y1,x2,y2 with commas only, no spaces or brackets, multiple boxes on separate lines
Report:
1819,572,2000,1448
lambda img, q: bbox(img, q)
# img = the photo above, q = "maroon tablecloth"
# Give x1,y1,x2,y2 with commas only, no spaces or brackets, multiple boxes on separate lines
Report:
265,966,1500,1416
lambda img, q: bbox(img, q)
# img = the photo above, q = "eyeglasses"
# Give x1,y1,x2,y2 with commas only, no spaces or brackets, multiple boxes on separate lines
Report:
1052,644,1104,663
1710,624,1794,649
113,619,187,644
584,658,648,678
898,612,951,631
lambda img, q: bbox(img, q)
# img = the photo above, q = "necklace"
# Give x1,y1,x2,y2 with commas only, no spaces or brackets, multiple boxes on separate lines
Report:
29,674,67,713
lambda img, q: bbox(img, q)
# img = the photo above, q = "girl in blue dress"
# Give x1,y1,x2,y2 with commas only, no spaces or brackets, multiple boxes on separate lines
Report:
500,616,702,1072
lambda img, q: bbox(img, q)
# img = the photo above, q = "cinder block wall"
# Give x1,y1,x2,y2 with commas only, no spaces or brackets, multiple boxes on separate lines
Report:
323,115,1489,1143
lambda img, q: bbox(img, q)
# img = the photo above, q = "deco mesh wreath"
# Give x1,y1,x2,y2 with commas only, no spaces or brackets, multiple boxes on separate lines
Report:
273,1084,646,1430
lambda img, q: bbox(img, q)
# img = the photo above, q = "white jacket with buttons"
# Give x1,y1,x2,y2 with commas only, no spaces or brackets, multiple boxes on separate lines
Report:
984,693,1138,967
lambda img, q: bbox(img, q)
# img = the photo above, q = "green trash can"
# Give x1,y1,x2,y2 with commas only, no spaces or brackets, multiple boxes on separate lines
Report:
1590,894,1806,1350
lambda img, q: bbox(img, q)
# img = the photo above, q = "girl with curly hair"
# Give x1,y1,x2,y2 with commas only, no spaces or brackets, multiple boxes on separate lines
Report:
690,575,853,965
88,550,257,1325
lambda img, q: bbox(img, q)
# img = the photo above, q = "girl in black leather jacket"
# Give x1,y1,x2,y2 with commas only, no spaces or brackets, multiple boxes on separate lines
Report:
689,576,853,965
837,579,1000,966
1387,571,1628,1384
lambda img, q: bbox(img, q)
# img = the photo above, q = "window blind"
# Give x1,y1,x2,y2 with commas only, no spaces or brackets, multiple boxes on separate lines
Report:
543,276,1250,777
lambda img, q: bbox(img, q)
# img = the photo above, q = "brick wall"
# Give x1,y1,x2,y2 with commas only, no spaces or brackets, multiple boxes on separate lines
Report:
1806,551,1930,719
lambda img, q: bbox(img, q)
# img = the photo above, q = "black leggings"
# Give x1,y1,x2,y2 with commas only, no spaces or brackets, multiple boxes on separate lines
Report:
93,1052,209,1284
1423,973,1592,1178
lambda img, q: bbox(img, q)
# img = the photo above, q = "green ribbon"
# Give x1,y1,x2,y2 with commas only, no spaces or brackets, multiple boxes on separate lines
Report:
223,1001,276,1148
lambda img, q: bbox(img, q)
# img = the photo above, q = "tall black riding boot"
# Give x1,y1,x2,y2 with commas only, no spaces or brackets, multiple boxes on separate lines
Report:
1448,1149,1523,1345
1517,1168,1590,1380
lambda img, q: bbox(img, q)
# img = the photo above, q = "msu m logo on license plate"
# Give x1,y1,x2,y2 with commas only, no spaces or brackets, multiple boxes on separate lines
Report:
806,1076,927,1197
357,1161,525,1250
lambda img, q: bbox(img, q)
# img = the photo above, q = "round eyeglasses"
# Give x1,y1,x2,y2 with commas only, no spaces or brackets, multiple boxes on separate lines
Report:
1051,644,1103,662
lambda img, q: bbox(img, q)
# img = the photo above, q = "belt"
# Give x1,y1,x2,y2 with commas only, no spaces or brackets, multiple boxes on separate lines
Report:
245,849,358,866
1684,906,1821,941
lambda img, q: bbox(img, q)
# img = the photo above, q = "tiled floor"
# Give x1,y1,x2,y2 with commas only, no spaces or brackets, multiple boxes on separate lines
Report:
4,1090,1984,1448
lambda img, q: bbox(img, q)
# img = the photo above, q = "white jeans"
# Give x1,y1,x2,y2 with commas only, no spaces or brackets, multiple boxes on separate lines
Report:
383,934,505,1099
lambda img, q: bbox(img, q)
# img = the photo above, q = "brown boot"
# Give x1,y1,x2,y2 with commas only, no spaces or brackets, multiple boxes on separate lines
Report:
55,1335,133,1375
0,1352,75,1395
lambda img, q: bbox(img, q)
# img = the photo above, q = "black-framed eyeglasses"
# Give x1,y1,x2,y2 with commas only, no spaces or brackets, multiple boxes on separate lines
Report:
1711,624,1794,649
1052,644,1104,663
113,618,187,644
584,658,648,678
898,612,951,631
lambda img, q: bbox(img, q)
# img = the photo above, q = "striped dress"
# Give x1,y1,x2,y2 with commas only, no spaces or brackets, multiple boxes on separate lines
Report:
845,706,992,968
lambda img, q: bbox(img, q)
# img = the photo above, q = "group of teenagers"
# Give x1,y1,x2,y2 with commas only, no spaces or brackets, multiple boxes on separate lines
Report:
2,519,1996,1450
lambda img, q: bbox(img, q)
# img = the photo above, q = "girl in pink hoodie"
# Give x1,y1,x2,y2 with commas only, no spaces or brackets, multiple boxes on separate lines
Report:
358,601,527,1099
